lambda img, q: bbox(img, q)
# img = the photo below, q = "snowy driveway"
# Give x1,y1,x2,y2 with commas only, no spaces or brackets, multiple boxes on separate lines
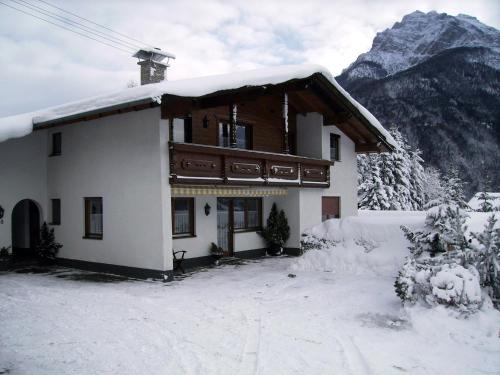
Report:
1,257,499,375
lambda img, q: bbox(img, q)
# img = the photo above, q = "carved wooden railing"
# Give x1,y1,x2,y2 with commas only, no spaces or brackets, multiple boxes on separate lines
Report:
169,142,332,188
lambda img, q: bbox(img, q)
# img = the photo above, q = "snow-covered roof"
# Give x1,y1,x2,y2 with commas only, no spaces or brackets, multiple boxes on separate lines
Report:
468,192,500,211
0,64,397,148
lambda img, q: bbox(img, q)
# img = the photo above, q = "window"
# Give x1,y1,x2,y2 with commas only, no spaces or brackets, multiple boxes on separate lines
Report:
322,196,340,221
233,198,262,231
330,134,340,161
172,198,195,237
172,117,192,143
51,132,62,156
218,122,252,150
84,197,103,239
51,199,61,225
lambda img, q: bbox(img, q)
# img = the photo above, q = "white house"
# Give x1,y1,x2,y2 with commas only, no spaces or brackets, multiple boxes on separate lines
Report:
0,51,395,279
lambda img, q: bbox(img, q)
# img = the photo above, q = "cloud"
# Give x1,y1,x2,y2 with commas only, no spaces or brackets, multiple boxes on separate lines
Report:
0,0,498,116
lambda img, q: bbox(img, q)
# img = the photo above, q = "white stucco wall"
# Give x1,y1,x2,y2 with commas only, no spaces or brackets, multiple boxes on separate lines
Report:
0,130,48,250
45,108,171,271
322,125,358,218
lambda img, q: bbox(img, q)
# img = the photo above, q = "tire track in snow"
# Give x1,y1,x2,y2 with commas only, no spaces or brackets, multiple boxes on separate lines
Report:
235,297,263,375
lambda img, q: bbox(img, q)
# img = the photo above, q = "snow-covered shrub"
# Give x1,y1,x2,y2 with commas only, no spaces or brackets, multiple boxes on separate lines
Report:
300,233,338,252
469,215,500,303
396,186,484,312
430,264,481,308
395,256,482,312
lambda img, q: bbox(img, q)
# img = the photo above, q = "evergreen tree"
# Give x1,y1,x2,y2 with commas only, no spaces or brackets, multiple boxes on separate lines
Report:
445,168,470,210
358,156,390,210
409,149,426,210
422,166,445,206
36,222,63,262
469,215,500,301
477,192,494,212
358,127,427,210
261,203,290,255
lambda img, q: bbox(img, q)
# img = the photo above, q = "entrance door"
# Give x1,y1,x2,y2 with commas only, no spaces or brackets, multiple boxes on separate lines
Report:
11,199,41,258
217,198,234,256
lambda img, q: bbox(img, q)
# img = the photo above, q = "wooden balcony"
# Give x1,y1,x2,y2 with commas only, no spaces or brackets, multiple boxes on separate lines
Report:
169,143,332,188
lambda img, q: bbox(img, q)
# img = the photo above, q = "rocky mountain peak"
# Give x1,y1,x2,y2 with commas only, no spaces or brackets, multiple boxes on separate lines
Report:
340,11,500,84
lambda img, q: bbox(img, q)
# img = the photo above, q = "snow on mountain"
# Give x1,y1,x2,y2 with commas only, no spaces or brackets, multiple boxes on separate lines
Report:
337,11,500,196
341,11,500,83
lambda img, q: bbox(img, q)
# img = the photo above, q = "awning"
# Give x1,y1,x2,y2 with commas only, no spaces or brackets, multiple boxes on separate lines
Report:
171,185,288,197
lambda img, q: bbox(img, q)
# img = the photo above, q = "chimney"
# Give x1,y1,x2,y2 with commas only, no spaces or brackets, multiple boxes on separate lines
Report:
133,48,176,85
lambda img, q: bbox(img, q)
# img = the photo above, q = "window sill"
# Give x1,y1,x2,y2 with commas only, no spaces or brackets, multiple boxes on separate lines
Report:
234,228,262,234
49,153,61,157
83,235,103,240
173,234,197,239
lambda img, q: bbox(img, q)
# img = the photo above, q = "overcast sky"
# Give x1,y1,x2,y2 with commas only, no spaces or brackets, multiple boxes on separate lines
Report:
0,0,498,117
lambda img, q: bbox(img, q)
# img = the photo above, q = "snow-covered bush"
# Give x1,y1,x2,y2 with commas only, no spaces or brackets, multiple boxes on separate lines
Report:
430,264,481,307
469,215,500,303
300,233,338,252
395,178,484,312
395,255,482,312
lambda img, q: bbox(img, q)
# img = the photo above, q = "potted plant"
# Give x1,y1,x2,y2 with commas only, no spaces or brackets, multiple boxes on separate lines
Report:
0,246,11,271
36,222,63,265
210,242,224,265
261,203,290,256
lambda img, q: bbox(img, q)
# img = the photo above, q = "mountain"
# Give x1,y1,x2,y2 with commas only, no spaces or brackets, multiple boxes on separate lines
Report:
337,11,500,197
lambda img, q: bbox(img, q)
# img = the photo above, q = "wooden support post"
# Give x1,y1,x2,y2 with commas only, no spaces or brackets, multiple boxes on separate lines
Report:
282,93,290,154
229,103,237,148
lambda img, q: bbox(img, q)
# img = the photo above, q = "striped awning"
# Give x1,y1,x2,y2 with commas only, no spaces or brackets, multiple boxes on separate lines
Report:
171,185,288,197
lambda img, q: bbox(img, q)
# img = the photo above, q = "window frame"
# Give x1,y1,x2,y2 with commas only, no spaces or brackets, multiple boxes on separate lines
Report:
84,197,103,240
171,197,196,238
218,121,253,150
171,117,193,143
330,133,340,161
50,199,61,225
50,132,62,157
233,197,262,232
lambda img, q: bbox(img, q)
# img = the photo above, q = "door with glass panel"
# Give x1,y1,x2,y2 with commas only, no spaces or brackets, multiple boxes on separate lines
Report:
217,198,233,256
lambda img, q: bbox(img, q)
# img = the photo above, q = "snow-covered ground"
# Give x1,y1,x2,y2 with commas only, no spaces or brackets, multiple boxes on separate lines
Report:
1,211,499,374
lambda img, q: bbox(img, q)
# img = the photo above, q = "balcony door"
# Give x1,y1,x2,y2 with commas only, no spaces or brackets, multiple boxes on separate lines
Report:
217,198,234,256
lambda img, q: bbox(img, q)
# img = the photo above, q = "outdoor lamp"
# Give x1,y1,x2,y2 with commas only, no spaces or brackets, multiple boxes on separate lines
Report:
204,203,211,216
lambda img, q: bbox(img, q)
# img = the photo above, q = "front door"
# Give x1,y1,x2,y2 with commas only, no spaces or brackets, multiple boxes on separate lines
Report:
217,198,234,256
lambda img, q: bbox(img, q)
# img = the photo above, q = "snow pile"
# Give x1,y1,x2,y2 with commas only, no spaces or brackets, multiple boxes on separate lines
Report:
0,112,35,143
291,211,426,276
0,64,396,149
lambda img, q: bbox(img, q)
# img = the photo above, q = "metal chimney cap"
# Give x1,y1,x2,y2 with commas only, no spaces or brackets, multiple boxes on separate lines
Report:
133,47,176,61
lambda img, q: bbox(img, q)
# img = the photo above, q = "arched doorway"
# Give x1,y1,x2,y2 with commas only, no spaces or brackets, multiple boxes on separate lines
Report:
11,199,41,259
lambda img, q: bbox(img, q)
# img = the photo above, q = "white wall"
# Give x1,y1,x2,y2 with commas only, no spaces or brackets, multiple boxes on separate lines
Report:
296,112,323,159
322,125,358,218
46,108,171,271
0,130,47,249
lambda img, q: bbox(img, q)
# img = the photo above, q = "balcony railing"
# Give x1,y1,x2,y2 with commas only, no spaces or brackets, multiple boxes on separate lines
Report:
169,142,332,188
